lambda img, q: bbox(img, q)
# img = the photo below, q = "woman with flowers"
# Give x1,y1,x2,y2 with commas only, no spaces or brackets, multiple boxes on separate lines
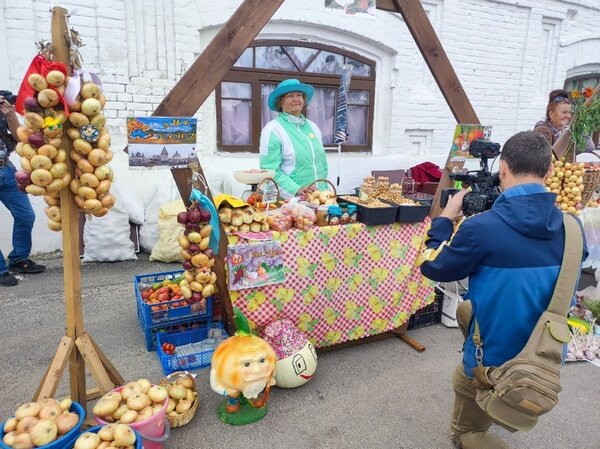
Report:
534,88,596,151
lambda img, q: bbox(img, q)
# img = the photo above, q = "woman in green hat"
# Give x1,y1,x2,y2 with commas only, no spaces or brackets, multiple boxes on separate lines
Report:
259,78,328,197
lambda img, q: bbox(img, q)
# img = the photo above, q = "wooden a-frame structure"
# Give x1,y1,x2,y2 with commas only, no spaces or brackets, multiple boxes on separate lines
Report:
164,0,479,336
38,0,479,413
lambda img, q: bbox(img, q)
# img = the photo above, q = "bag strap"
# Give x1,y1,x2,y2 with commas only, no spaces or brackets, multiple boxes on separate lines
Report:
547,213,583,315
472,212,583,366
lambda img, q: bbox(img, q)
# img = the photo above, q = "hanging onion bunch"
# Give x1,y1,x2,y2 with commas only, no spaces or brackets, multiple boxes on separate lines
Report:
67,81,115,217
15,70,71,232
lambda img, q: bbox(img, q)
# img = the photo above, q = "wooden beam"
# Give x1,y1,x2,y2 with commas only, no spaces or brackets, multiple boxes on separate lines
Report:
153,0,285,116
391,0,480,218
394,0,478,124
75,334,117,394
89,336,125,387
33,336,74,400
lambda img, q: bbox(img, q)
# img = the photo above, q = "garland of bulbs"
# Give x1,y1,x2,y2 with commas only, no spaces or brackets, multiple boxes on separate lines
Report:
14,57,115,232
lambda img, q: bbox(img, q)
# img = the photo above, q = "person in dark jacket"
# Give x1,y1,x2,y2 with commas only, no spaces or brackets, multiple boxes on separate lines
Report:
419,131,587,449
0,91,46,287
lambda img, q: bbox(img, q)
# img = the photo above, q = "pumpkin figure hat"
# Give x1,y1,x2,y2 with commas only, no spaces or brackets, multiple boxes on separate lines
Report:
233,307,252,336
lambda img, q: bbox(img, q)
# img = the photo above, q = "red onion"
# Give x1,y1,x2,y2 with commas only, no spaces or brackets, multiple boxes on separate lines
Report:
182,260,193,270
187,208,201,223
15,170,32,186
199,209,211,223
23,97,41,112
28,133,45,148
192,292,202,303
177,211,189,224
187,244,200,254
185,222,199,234
203,248,215,258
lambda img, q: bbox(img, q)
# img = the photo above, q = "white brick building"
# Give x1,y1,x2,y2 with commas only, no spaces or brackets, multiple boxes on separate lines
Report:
1,0,599,254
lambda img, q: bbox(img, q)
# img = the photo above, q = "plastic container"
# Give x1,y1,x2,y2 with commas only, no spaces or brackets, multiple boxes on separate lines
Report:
0,402,85,449
157,322,228,375
395,202,430,223
73,426,143,449
327,205,342,225
343,199,398,226
94,386,170,449
139,312,213,351
408,290,443,329
316,206,329,226
348,204,358,223
135,270,213,328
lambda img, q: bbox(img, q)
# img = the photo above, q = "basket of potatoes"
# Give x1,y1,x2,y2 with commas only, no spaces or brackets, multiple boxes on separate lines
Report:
304,179,337,206
159,371,198,428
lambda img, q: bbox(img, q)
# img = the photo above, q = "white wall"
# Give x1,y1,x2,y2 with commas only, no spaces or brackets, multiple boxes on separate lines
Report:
1,0,599,255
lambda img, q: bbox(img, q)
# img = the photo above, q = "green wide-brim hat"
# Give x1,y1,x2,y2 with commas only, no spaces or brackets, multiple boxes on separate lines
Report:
268,79,314,112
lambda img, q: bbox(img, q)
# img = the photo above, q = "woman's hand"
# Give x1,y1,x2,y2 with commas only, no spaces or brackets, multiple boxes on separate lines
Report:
296,186,316,199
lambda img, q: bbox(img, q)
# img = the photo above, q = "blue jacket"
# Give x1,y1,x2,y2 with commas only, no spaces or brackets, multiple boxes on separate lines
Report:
420,183,587,378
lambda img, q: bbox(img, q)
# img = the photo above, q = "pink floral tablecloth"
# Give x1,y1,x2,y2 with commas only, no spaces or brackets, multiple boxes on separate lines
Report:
229,220,435,348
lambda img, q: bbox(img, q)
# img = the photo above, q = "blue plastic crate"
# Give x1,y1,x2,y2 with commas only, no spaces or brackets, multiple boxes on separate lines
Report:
157,322,228,374
134,270,213,327
139,313,213,351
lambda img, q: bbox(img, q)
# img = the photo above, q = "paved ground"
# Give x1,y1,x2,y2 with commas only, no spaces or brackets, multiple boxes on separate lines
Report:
1,253,598,449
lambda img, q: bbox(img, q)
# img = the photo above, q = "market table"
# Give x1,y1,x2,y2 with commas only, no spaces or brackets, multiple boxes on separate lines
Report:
228,220,436,348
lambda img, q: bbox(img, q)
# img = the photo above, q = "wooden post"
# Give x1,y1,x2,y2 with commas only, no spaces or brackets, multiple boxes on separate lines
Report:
380,0,480,218
35,7,123,411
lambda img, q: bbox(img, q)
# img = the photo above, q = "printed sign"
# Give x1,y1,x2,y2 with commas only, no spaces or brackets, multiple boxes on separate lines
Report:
127,116,197,168
448,124,493,162
227,241,285,290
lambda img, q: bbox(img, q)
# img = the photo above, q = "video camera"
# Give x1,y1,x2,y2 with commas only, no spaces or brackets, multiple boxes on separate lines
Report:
0,90,17,105
441,139,502,216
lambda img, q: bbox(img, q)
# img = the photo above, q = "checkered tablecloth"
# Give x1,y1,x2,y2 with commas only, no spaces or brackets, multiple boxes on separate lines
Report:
229,220,435,348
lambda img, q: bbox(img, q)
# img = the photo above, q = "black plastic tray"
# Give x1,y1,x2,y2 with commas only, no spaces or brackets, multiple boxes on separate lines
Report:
342,197,398,226
395,202,430,223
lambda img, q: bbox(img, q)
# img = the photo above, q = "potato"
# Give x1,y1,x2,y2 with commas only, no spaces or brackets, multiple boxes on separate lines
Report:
37,89,60,108
24,112,45,130
90,113,106,130
69,112,90,128
46,70,66,87
81,83,101,99
28,73,48,91
81,98,102,117
73,139,93,155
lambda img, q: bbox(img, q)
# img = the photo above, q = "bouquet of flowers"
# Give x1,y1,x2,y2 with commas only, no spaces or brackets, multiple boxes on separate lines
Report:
570,86,600,154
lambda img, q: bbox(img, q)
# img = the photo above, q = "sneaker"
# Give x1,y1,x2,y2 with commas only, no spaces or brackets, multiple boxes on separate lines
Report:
0,272,18,286
8,259,46,274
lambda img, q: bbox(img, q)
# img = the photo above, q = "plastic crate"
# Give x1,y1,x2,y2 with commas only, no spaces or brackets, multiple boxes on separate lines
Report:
135,270,213,327
408,289,444,329
157,322,228,374
343,198,398,226
395,202,430,223
140,314,213,351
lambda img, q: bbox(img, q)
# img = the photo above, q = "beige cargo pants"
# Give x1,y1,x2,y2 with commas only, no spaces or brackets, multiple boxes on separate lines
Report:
450,301,512,449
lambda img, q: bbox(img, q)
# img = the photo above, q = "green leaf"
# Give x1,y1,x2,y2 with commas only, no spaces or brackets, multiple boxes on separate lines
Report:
233,307,251,336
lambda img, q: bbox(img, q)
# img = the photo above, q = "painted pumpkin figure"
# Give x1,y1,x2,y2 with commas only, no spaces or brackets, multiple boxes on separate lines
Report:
260,319,317,388
210,308,277,424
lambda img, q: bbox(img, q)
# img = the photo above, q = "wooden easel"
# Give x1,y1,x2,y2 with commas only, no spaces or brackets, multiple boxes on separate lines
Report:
33,7,123,413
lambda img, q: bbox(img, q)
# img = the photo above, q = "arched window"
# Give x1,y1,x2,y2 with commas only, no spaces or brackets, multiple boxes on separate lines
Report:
216,41,376,153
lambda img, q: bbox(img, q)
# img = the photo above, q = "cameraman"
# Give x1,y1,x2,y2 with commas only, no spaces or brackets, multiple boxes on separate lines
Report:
0,91,46,287
419,131,587,449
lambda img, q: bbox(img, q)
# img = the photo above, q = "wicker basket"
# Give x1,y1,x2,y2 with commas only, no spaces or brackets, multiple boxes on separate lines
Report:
159,371,199,428
307,178,337,196
582,168,600,206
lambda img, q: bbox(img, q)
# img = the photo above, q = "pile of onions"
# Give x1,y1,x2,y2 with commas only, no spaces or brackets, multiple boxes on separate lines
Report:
177,201,217,303
66,81,115,217
15,69,71,232
2,397,78,448
93,379,166,424
73,424,137,449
